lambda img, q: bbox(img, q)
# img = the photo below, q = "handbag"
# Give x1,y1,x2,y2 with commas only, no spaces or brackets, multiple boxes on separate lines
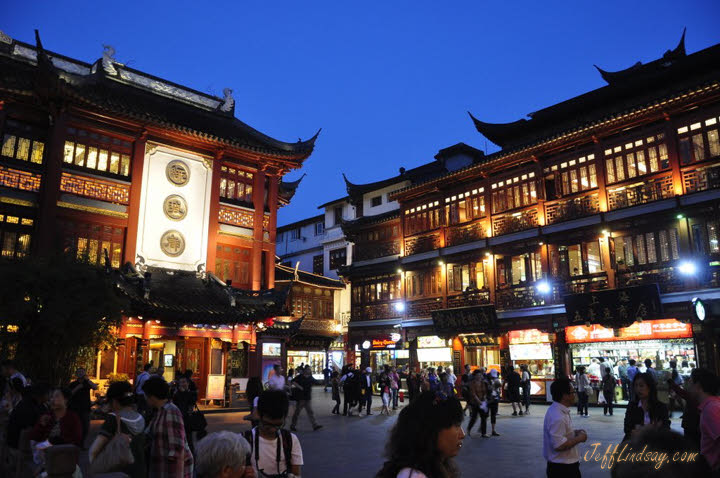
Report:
189,404,208,432
89,414,134,474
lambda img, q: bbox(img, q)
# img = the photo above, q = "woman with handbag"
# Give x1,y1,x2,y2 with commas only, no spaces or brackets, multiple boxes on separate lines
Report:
89,380,146,477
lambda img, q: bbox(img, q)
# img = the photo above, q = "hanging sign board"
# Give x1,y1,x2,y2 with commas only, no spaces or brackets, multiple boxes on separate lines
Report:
564,284,662,328
432,305,497,335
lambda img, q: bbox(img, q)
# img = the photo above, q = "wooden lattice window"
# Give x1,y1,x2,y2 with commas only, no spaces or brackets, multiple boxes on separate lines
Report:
62,127,131,177
60,220,124,268
677,113,720,165
604,132,669,185
1,119,46,165
219,165,254,205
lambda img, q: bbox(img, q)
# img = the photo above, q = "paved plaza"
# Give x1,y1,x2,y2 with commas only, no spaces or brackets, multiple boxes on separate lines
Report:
198,388,685,478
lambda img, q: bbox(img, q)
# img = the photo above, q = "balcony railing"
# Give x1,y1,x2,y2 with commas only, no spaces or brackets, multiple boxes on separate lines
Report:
683,161,720,194
545,193,600,225
558,272,610,296
351,302,397,321
407,297,444,317
446,290,491,308
404,233,440,256
607,174,674,211
616,261,720,293
496,282,553,309
492,208,539,236
354,241,401,262
446,222,487,247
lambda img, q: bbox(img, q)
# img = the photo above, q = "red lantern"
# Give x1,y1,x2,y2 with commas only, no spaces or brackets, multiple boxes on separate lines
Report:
265,317,275,328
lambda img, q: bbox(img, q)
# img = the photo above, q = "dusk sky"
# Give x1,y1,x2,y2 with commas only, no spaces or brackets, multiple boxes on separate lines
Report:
6,1,720,225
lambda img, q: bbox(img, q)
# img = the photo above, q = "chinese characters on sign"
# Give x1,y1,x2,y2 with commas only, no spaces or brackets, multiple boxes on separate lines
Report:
160,230,185,257
565,319,692,343
166,160,190,186
458,335,499,347
564,284,662,328
432,305,498,335
163,195,188,220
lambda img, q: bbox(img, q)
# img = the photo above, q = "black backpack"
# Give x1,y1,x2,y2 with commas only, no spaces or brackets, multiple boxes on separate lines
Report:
244,427,293,474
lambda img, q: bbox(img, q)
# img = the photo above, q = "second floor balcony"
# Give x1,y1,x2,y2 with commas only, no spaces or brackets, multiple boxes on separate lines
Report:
682,160,720,194
351,302,399,321
545,193,600,225
354,240,400,262
607,173,674,210
492,208,539,236
404,232,440,256
446,289,491,308
446,222,487,247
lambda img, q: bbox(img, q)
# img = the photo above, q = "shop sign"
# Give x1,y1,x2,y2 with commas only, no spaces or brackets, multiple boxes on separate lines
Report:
418,336,448,348
509,343,553,360
372,338,399,349
288,336,329,350
432,305,497,335
508,329,550,344
565,319,692,344
459,334,498,346
564,284,662,328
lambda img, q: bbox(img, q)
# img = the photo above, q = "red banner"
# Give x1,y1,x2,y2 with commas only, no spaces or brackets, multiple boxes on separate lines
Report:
565,319,692,344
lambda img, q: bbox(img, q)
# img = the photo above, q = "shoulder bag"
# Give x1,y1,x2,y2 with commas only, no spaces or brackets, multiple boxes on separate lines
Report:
188,404,208,432
89,414,134,473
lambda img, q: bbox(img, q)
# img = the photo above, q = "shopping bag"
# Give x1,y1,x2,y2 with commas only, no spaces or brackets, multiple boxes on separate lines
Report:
598,392,606,405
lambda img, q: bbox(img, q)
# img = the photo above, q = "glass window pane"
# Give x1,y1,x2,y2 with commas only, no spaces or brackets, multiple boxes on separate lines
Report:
648,147,659,172
98,150,109,171
579,167,588,190
615,237,626,266
568,245,582,276
606,159,615,183
227,181,236,199
120,154,131,176
586,241,602,273
511,256,526,284
245,184,253,202
109,152,120,174
588,164,597,188
570,169,579,193
16,138,30,161
522,184,530,205
627,153,636,178
669,229,680,259
2,232,16,257
624,238,635,266
219,178,227,197
529,181,537,200
615,156,625,181
658,143,669,169
708,129,720,157
63,141,74,163
88,239,99,264
708,222,719,254
692,134,706,162
86,147,98,169
16,234,31,257
513,186,521,208
74,144,86,166
636,235,647,265
678,137,692,164
1,135,16,157
646,233,657,263
562,171,570,194
77,237,88,260
636,150,646,175
659,230,670,262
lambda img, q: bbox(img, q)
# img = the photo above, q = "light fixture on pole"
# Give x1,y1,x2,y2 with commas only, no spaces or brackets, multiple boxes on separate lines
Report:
678,261,697,276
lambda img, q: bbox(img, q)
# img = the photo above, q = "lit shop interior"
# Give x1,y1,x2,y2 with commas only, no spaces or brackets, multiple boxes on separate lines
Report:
460,335,501,373
566,319,695,404
287,350,326,380
416,336,455,371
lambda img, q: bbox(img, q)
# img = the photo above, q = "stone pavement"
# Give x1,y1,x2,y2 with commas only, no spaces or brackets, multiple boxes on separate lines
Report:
201,388,686,478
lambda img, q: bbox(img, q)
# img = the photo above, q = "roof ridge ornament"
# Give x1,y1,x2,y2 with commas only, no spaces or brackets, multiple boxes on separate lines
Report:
0,29,11,45
219,88,234,112
102,45,118,76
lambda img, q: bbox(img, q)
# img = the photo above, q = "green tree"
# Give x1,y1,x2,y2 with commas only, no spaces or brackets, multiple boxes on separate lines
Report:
0,254,126,386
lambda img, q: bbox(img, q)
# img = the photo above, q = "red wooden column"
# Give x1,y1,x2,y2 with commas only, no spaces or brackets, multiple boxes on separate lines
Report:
265,173,279,289
206,150,224,276
251,169,267,290
124,130,148,264
36,110,68,253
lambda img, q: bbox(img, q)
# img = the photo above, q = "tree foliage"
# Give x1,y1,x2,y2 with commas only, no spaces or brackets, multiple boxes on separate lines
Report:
0,254,126,386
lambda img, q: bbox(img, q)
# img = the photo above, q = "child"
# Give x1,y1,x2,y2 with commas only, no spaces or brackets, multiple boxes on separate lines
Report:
331,371,341,414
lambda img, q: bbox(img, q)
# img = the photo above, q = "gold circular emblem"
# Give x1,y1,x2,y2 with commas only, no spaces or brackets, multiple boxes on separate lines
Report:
160,230,185,257
163,195,188,221
166,160,190,186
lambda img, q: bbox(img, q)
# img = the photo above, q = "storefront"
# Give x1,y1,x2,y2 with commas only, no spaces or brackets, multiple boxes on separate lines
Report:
566,318,694,404
458,334,500,373
286,335,336,380
416,336,454,370
507,329,555,399
362,333,406,371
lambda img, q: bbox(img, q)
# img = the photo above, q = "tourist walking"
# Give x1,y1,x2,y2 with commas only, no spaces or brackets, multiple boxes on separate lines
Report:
360,366,374,415
574,366,590,417
245,390,303,477
331,371,341,414
194,431,253,478
668,360,685,417
290,365,322,431
520,364,532,415
68,367,98,447
375,391,464,478
506,366,523,416
172,375,198,454
601,367,616,416
268,364,286,391
89,380,146,478
467,369,489,437
543,377,587,478
461,364,472,415
623,372,670,442
486,369,501,437
144,376,194,478
617,359,629,400
687,368,720,473
626,359,638,402
389,366,401,410
341,365,359,416
134,363,153,416
644,359,658,384
667,375,701,446
31,387,82,447
379,366,392,415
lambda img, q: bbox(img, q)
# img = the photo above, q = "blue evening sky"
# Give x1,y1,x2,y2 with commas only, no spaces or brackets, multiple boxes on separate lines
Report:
5,1,719,225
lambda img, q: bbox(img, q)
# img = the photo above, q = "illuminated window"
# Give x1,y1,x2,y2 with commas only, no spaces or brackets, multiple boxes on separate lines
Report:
677,115,720,164
62,220,124,267
62,128,131,177
219,165,254,204
604,132,667,184
1,121,46,165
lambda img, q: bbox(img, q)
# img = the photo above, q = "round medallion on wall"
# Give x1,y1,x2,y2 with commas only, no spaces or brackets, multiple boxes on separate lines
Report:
160,230,186,257
163,195,188,221
166,160,190,186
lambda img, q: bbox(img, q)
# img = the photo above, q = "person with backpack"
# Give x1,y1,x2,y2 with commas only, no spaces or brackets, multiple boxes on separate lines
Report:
245,390,303,478
520,364,532,415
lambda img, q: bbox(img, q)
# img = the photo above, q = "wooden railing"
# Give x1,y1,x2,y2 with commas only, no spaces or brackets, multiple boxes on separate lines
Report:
351,302,397,321
492,208,539,236
404,233,440,256
496,283,551,309
446,290,491,308
407,297,444,317
607,174,674,210
683,161,720,194
545,193,600,225
445,222,487,247
354,241,400,261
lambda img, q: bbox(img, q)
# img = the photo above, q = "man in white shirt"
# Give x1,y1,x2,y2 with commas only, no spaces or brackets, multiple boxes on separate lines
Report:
268,364,287,391
543,377,587,478
246,390,303,478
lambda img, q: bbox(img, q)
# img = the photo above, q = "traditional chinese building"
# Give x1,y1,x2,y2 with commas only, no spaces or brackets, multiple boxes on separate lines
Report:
0,31,317,398
354,32,720,403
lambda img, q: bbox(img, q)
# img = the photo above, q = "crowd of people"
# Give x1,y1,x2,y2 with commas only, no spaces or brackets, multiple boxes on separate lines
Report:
4,355,720,478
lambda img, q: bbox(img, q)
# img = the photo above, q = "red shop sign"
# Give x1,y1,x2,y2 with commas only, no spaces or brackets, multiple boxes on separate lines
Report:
565,319,692,344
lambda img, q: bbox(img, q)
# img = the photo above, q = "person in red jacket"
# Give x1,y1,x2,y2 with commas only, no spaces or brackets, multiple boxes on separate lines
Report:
30,387,82,447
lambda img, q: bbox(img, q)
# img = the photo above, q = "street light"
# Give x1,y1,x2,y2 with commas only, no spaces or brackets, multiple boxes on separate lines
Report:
536,280,551,294
678,261,697,276
394,302,406,312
